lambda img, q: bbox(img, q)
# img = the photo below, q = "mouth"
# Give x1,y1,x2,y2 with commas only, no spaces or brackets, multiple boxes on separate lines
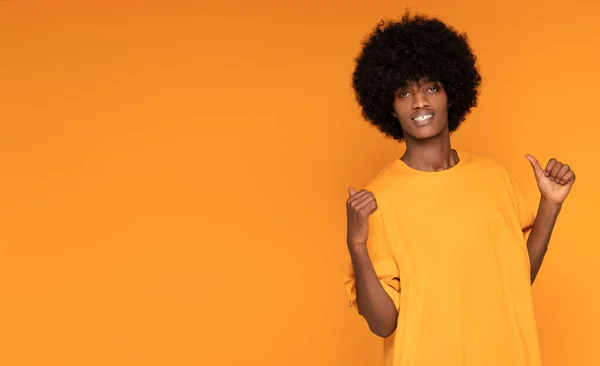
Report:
411,112,435,125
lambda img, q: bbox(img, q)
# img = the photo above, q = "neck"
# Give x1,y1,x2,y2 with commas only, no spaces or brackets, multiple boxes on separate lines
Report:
401,131,458,172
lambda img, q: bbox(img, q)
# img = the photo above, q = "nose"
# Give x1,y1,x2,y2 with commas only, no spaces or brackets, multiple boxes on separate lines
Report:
412,91,430,109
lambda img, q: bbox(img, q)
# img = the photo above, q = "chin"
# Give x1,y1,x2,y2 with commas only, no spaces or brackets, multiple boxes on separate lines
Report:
409,126,445,141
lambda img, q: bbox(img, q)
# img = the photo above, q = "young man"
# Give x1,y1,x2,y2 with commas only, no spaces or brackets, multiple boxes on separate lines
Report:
343,13,576,366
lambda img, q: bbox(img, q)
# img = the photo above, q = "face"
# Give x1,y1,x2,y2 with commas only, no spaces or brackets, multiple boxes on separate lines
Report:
392,78,449,141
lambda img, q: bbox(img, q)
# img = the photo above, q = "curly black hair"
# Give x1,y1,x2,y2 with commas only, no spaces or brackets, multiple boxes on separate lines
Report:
352,12,482,141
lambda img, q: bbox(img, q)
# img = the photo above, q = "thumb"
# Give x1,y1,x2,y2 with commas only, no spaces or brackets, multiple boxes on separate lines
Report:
348,186,357,197
525,154,544,179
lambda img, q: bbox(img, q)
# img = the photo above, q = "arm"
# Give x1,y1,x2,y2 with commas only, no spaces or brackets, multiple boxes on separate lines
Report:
527,198,561,284
344,187,400,338
348,243,398,337
525,155,576,284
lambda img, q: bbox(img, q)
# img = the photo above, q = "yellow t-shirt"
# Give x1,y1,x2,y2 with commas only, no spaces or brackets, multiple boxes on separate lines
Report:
344,150,541,366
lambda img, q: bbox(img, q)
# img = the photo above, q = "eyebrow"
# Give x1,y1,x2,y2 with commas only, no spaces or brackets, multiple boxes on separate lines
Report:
417,79,441,87
398,80,440,92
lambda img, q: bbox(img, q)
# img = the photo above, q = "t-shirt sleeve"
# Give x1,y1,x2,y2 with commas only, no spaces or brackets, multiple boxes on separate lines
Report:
505,170,536,238
343,209,401,312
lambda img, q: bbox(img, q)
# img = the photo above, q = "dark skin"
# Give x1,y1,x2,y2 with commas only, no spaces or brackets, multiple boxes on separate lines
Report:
346,78,576,337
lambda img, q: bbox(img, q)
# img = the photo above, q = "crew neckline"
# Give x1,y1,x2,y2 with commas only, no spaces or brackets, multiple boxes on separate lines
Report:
395,149,468,176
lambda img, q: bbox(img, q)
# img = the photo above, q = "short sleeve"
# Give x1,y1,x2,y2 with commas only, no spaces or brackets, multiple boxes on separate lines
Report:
505,170,536,239
343,209,401,312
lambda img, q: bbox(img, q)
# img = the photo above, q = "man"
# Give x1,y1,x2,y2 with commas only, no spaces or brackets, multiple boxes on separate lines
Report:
343,12,575,366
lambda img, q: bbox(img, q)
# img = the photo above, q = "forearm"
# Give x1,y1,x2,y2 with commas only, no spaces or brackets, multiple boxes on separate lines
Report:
527,198,562,284
349,244,398,337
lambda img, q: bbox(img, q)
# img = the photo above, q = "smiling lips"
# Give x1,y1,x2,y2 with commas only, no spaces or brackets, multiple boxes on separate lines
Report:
411,111,435,126
414,114,433,122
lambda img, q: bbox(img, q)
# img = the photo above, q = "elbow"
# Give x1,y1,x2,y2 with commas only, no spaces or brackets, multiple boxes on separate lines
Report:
357,301,399,338
369,321,397,338
363,313,397,338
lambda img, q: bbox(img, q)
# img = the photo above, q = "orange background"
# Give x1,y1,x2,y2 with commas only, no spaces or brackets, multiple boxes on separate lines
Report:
0,1,598,365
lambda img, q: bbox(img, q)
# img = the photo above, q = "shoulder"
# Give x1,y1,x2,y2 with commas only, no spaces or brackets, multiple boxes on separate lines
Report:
363,158,411,203
462,150,512,177
462,150,502,168
461,151,524,193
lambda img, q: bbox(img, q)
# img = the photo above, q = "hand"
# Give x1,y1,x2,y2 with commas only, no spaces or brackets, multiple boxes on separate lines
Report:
346,187,378,249
525,154,576,206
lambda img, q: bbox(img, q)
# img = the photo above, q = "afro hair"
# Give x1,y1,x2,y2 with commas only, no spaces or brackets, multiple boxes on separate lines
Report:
351,12,482,141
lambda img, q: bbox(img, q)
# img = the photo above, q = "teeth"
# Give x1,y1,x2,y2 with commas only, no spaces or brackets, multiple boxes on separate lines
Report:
414,114,433,122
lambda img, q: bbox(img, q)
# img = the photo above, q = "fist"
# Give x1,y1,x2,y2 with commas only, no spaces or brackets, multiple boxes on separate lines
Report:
526,154,576,206
346,187,378,248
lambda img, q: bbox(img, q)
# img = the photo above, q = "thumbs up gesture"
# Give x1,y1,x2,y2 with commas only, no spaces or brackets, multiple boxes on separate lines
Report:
346,187,379,249
525,154,576,206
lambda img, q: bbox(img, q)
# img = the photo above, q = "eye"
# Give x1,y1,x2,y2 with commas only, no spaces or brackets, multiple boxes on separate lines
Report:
427,85,439,93
398,90,411,98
